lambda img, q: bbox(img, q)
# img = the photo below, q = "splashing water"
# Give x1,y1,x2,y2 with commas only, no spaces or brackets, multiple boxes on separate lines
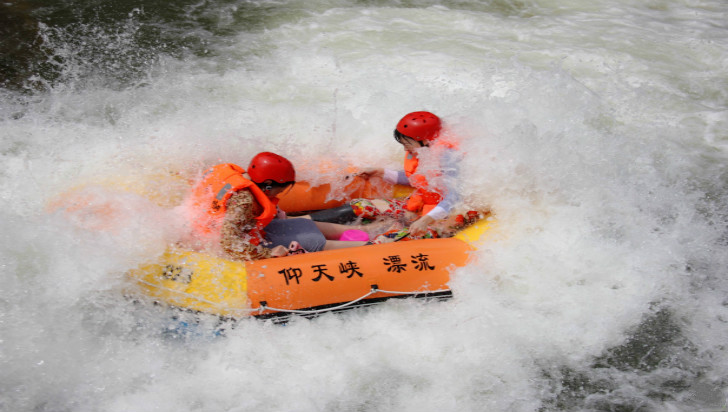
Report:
2,1,727,411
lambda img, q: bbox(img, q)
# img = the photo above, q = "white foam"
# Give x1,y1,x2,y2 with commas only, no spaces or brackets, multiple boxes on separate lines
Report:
2,1,728,411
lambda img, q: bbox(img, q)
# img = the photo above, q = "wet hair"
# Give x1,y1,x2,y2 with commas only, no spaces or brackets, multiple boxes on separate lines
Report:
393,129,427,147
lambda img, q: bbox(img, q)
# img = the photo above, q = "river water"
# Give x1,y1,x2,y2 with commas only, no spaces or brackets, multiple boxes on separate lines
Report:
1,1,727,411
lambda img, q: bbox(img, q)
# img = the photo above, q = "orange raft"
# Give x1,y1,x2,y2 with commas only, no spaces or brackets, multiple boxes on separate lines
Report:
49,170,492,320
126,219,492,320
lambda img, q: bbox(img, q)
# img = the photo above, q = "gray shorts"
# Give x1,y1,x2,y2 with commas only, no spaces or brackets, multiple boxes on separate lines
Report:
264,218,326,252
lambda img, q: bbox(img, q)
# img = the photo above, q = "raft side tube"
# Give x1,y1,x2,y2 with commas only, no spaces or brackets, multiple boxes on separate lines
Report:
246,237,474,316
127,248,250,319
125,218,491,320
277,176,413,213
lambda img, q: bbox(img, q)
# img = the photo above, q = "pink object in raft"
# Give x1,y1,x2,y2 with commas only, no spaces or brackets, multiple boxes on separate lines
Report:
339,229,370,242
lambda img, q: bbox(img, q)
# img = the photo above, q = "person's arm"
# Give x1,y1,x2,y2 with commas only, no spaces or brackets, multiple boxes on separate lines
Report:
220,190,273,261
424,190,459,221
429,148,460,218
408,149,461,235
359,168,411,186
384,169,410,186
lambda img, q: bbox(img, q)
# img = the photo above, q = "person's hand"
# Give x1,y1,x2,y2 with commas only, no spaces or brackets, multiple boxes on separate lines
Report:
270,245,288,257
408,215,435,237
356,168,384,180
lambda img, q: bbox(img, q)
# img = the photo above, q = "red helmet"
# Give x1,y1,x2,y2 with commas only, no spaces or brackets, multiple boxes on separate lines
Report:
247,152,296,184
395,111,442,142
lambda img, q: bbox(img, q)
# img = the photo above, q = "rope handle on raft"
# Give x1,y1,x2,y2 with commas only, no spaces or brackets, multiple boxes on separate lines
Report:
254,285,450,315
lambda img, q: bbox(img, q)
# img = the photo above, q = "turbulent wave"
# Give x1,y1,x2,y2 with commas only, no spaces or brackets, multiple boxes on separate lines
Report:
1,1,727,411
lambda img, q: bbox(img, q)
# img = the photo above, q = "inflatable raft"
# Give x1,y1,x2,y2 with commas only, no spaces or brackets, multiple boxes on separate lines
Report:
50,170,493,321
126,218,491,321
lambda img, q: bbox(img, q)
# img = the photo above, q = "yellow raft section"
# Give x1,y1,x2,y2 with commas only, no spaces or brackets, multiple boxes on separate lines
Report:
126,217,494,319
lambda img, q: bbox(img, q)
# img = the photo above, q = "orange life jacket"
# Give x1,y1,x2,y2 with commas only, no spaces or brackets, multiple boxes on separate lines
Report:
403,139,457,216
189,163,277,245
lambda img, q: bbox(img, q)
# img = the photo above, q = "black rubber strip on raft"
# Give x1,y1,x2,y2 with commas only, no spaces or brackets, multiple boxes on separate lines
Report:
308,204,358,223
